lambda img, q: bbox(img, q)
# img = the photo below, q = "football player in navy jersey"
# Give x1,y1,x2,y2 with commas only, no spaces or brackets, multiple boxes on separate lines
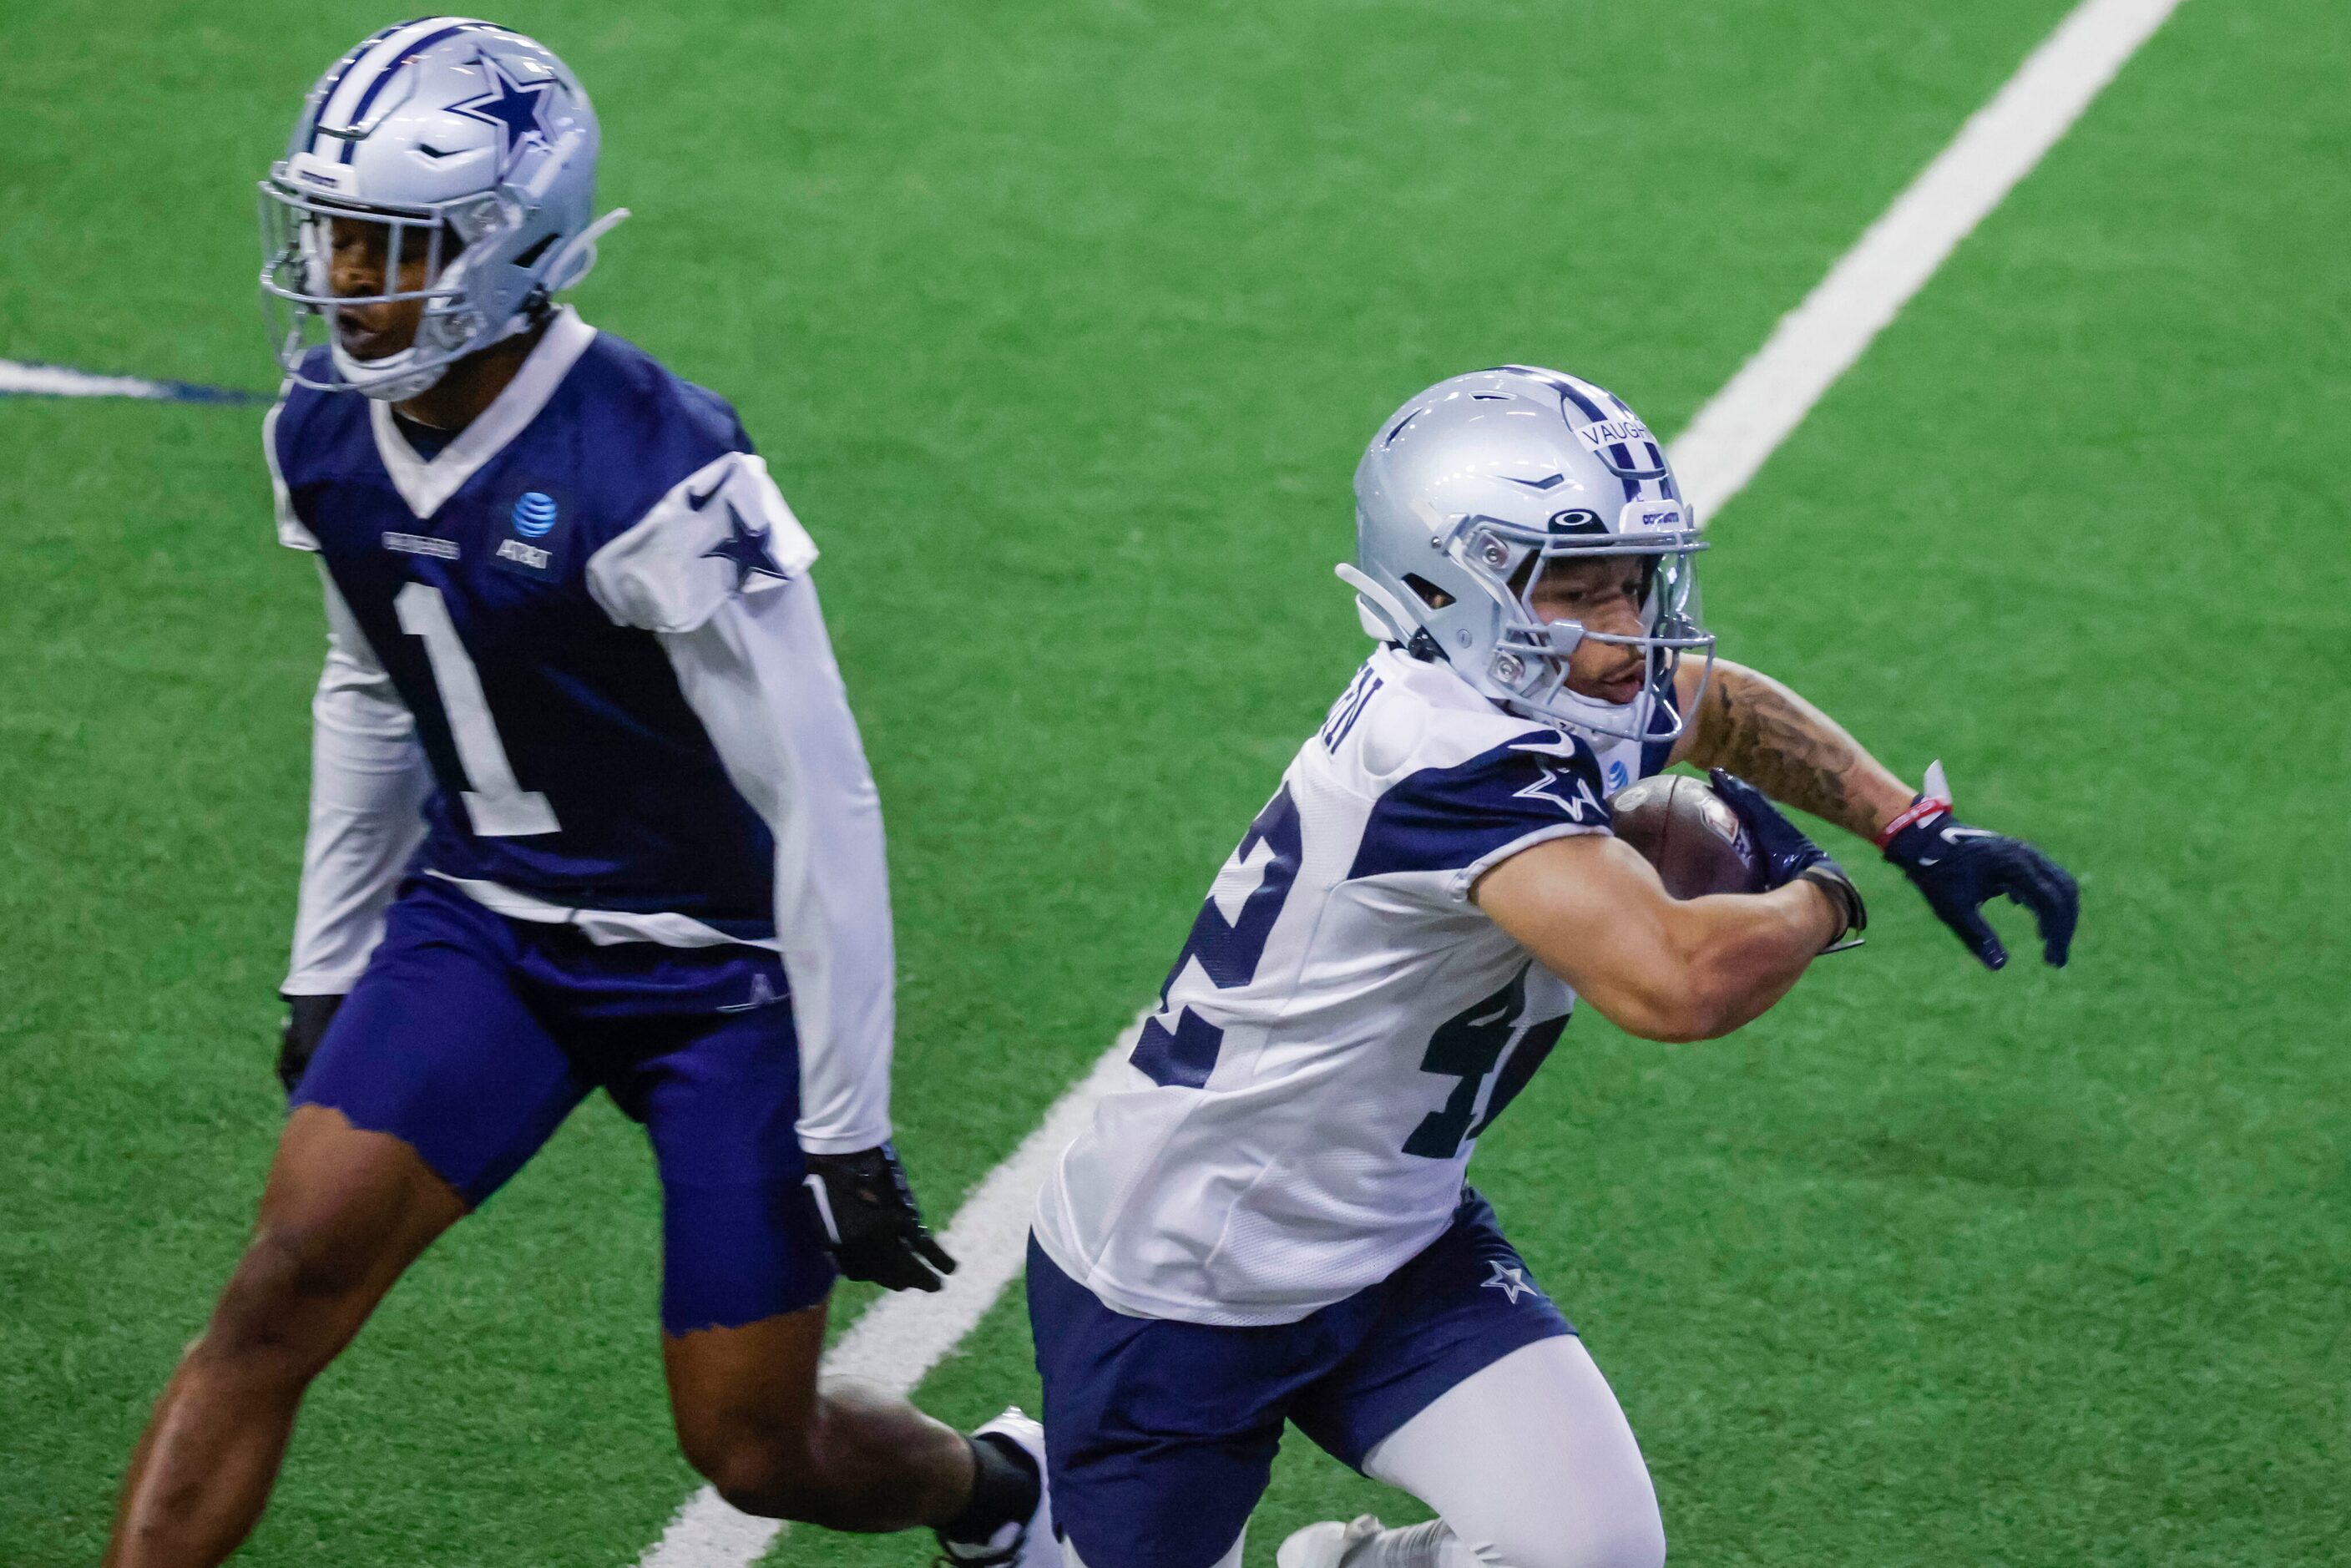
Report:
1028,367,2080,1568
104,21,1049,1568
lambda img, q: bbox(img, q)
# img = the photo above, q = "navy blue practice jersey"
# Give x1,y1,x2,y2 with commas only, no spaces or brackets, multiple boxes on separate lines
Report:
266,309,810,939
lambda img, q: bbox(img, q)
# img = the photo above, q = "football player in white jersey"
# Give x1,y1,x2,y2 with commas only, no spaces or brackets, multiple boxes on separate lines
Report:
1029,366,2078,1568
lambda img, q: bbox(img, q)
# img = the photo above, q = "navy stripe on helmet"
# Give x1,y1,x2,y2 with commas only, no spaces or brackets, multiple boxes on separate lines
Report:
1556,384,1606,423
307,18,423,155
335,19,486,164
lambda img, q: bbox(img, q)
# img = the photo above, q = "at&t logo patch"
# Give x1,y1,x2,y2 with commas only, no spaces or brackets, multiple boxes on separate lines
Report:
512,492,559,538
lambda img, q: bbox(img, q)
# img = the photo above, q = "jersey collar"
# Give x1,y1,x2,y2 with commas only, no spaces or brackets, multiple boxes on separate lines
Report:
368,306,598,520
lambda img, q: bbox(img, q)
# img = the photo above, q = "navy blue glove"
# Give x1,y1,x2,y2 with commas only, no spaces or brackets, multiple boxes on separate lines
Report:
1877,766,2078,970
1707,769,1867,948
802,1143,958,1292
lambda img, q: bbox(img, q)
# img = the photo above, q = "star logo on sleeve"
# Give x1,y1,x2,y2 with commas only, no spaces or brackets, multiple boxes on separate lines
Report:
1511,758,1605,822
1481,1258,1543,1306
700,500,789,592
448,53,557,167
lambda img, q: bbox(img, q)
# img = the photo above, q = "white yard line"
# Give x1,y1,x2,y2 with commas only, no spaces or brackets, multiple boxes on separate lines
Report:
1669,0,2187,523
639,0,2182,1560
0,359,256,403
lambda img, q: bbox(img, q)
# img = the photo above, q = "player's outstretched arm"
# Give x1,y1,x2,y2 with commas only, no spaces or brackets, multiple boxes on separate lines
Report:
1474,813,1853,1044
1672,659,2079,969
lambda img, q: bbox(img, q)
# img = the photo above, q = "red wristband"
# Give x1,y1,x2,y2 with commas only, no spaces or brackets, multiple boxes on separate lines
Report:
1873,794,1950,850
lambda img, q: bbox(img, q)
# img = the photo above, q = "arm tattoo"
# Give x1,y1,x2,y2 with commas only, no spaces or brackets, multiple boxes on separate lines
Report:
1698,667,1909,841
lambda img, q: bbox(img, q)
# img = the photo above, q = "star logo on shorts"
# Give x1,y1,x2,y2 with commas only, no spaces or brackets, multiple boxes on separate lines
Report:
1481,1259,1541,1306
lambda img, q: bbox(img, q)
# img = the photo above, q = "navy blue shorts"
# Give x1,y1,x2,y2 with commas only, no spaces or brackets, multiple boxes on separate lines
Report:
1029,1189,1574,1568
293,876,837,1335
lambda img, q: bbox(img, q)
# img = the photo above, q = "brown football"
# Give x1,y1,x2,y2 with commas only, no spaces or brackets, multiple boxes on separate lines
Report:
1609,775,1765,898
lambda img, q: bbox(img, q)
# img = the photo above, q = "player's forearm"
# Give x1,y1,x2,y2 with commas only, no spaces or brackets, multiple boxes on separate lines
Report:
1656,880,1841,1039
1482,835,1834,1044
1686,662,1914,841
775,807,899,1154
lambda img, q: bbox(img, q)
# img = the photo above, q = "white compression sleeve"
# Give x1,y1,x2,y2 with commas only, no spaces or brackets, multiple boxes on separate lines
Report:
1349,1337,1666,1568
658,573,896,1154
284,562,432,994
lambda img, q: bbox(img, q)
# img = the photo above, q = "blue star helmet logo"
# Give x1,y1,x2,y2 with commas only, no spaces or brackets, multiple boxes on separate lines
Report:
447,53,558,169
700,501,789,591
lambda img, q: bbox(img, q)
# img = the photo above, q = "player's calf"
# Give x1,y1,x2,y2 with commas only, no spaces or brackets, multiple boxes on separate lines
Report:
665,1311,1044,1542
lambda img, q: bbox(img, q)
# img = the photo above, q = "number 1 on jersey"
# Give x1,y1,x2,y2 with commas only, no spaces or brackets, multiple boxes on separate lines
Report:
393,581,560,837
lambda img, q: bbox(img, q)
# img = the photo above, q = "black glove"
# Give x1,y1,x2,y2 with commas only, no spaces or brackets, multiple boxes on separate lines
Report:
277,993,345,1096
801,1143,958,1292
1878,766,2077,970
1708,769,1867,949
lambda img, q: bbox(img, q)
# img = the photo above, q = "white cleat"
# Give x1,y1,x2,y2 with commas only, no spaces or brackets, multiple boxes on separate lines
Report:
937,1407,1057,1567
1277,1514,1384,1568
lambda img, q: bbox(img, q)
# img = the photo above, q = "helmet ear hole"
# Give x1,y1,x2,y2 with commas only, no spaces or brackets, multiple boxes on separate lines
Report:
1402,573,1454,609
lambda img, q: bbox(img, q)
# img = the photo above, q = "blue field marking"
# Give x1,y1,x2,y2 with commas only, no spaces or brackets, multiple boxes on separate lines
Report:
0,359,269,405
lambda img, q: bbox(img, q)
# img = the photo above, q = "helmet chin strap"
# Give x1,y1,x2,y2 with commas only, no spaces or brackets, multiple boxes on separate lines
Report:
331,339,450,402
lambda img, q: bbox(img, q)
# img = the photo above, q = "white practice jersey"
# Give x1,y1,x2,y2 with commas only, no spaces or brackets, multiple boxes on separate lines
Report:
1034,645,1671,1325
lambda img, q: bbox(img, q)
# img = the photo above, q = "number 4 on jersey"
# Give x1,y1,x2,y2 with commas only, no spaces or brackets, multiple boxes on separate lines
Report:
1131,786,1303,1089
1403,964,1567,1159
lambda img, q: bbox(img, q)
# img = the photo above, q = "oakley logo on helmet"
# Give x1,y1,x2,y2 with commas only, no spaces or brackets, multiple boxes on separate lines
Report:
1546,508,1606,536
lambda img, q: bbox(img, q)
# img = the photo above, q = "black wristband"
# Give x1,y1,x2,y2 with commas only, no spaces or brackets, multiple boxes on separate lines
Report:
1795,863,1867,948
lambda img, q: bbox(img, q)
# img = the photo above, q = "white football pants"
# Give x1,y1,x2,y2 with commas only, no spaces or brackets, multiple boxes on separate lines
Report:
1062,1336,1664,1568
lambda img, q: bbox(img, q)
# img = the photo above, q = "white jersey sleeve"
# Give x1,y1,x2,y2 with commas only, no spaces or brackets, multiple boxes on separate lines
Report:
1034,645,1620,1326
589,457,894,1155
284,559,433,994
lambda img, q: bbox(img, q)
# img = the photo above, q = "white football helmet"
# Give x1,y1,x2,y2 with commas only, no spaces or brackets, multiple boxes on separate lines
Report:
1343,365,1713,744
258,18,626,401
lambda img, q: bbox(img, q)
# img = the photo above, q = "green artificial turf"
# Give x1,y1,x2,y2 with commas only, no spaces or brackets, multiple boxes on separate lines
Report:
4,0,2345,1564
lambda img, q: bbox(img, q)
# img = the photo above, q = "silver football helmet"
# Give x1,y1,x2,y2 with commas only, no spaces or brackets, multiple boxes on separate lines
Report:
1343,366,1713,744
258,18,626,401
